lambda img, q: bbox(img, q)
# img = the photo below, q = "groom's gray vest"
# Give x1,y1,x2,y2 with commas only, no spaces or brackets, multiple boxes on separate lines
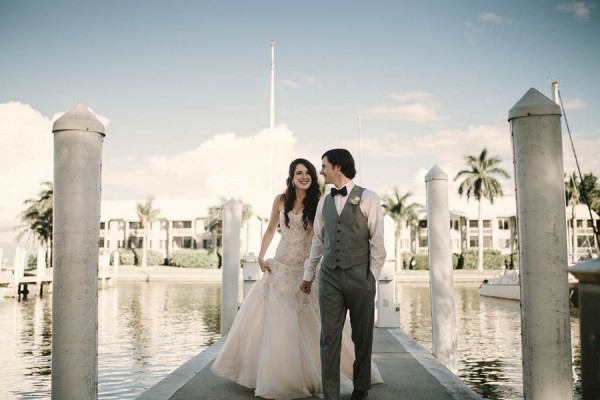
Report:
322,185,370,270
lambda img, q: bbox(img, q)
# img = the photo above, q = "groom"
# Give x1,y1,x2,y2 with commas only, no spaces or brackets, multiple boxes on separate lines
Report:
301,148,386,400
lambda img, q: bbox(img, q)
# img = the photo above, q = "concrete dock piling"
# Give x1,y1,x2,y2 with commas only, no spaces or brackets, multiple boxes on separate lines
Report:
51,104,105,400
509,88,572,400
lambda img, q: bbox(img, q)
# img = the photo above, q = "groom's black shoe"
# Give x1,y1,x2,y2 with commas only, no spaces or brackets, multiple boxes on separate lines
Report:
350,390,368,400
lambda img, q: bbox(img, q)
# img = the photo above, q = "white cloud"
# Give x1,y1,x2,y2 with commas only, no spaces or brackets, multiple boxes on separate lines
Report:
362,91,443,123
0,102,53,259
301,75,322,87
466,12,511,47
563,97,587,110
103,124,315,219
279,79,301,89
478,12,505,24
0,102,113,261
556,2,592,18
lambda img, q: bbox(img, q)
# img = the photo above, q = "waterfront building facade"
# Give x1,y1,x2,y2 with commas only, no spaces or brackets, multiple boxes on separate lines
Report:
99,197,598,263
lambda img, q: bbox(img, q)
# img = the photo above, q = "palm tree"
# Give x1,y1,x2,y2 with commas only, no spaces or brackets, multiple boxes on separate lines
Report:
206,199,253,265
15,181,54,266
136,197,161,268
565,172,580,263
575,172,600,255
382,189,420,270
454,149,510,271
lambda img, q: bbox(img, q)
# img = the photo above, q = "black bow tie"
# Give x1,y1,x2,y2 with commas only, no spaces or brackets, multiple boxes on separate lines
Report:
331,186,348,197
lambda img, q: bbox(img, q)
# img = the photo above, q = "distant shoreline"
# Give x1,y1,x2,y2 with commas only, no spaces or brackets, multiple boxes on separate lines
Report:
113,265,496,283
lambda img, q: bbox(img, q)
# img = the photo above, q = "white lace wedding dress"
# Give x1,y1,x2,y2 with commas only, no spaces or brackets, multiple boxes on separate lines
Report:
211,210,383,399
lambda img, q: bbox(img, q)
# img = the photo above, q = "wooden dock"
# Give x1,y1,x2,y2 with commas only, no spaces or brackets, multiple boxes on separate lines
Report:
0,268,114,300
137,327,481,400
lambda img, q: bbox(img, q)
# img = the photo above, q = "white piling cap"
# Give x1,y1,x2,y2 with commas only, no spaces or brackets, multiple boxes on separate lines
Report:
508,88,561,121
569,257,600,283
425,165,448,182
52,103,106,135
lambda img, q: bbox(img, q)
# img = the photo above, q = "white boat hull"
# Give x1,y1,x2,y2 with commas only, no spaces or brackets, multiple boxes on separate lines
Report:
479,270,579,303
479,283,520,301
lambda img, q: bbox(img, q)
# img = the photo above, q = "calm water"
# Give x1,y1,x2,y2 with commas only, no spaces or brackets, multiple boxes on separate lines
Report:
0,281,581,399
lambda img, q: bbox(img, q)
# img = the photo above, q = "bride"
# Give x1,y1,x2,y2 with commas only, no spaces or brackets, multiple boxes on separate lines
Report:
211,158,382,399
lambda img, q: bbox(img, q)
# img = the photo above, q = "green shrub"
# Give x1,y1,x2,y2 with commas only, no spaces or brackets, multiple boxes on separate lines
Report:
484,250,505,269
167,249,218,268
459,249,506,269
113,249,135,265
402,253,430,270
132,249,165,266
461,249,478,269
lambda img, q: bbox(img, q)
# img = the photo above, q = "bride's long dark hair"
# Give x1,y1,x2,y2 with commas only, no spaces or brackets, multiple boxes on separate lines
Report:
280,158,320,230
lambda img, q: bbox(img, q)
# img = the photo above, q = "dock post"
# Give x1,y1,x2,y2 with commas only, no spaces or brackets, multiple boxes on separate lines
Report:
113,251,119,283
37,248,47,296
51,104,105,400
242,252,260,299
425,165,458,374
509,88,572,399
13,247,25,297
221,198,242,335
570,258,600,399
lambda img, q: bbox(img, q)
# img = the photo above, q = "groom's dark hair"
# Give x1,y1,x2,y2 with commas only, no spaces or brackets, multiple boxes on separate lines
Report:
322,148,356,180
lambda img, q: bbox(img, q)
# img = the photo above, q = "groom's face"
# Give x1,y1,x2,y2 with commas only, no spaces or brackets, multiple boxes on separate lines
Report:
320,156,340,185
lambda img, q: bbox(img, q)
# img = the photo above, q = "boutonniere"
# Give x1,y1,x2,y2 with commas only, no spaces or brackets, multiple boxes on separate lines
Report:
349,196,360,213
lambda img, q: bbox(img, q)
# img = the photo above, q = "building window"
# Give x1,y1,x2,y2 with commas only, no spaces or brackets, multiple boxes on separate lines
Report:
483,220,491,228
128,238,143,249
419,238,428,248
418,220,427,229
450,220,459,230
110,220,124,230
129,221,142,230
100,222,106,230
99,238,105,248
498,239,510,249
577,236,596,248
498,219,509,230
469,220,478,228
173,221,192,229
173,236,193,248
470,238,478,248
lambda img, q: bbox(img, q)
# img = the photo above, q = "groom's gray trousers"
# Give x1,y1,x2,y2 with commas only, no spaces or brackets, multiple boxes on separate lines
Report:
318,261,376,400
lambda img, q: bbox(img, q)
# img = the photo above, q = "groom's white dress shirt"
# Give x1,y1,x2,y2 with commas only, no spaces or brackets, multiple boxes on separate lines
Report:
303,180,386,281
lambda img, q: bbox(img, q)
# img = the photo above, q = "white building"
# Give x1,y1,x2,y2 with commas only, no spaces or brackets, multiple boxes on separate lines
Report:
100,199,222,258
394,196,598,261
99,196,598,262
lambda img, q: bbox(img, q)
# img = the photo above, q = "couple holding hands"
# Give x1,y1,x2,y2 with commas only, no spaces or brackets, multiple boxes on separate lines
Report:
212,148,386,400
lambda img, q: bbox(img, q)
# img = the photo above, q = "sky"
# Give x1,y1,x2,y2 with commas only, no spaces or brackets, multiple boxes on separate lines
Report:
1,0,599,260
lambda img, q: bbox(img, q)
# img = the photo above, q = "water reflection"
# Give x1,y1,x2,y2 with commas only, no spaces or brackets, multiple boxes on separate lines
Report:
97,283,222,399
0,281,582,399
0,282,222,399
397,282,581,400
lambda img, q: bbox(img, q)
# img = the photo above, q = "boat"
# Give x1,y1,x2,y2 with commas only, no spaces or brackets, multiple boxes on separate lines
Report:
479,269,520,301
479,268,579,303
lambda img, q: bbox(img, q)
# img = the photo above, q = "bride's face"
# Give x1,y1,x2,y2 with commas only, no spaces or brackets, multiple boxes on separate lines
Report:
293,164,312,191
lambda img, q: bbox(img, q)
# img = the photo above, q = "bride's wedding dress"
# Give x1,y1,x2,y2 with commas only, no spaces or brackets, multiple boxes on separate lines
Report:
211,210,383,399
